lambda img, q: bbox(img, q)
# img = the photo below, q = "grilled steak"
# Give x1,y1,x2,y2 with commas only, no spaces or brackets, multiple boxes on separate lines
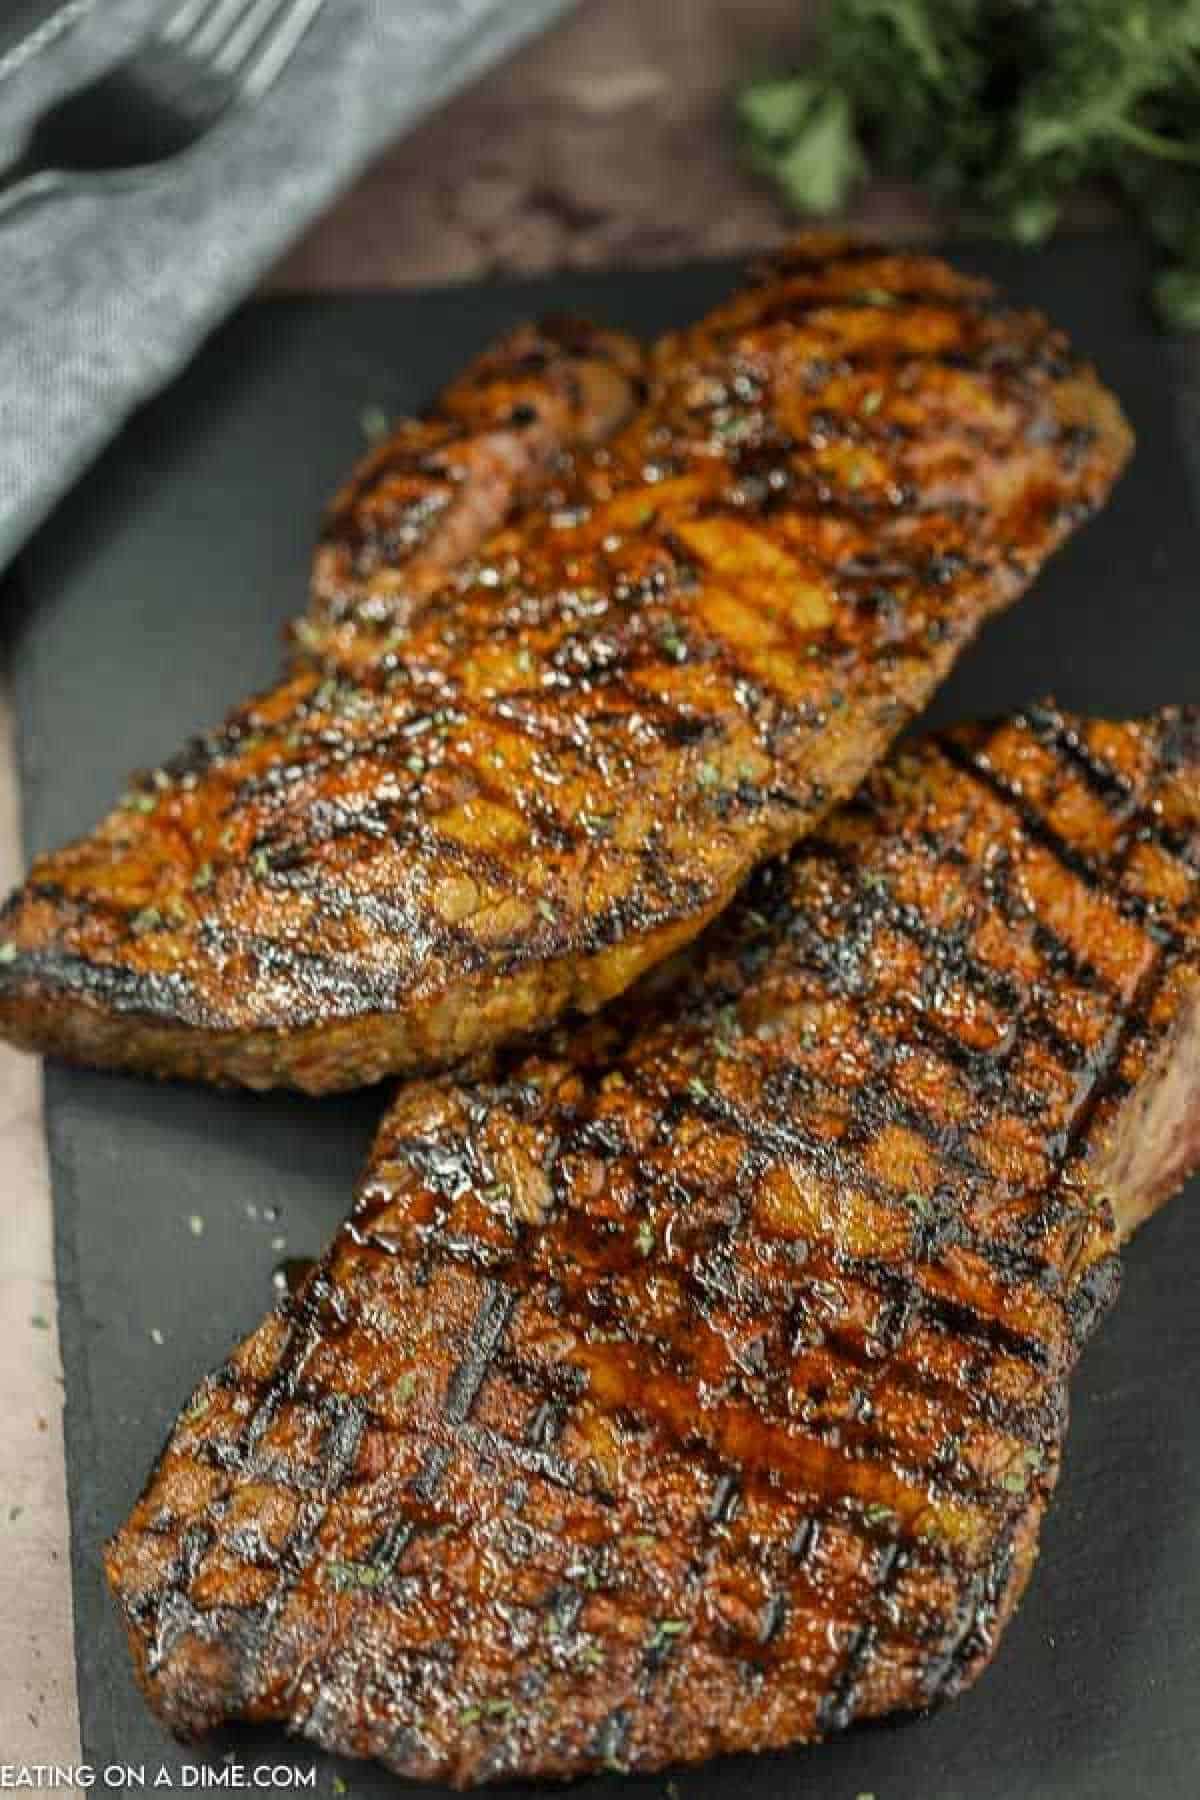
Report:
0,240,1131,1092
308,315,645,648
106,706,1200,1781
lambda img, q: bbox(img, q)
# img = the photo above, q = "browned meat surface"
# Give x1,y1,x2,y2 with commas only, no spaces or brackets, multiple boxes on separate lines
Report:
307,316,645,642
106,707,1200,1782
0,239,1131,1092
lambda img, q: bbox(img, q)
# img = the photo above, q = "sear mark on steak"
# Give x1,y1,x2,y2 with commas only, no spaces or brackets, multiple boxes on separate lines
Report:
0,236,1132,1091
104,707,1200,1782
309,314,647,641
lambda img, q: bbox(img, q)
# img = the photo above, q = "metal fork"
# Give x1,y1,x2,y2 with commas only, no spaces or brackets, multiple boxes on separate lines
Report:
0,0,327,219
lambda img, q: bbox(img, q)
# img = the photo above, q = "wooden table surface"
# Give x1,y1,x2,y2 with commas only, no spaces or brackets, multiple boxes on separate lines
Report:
270,0,938,293
0,0,945,1776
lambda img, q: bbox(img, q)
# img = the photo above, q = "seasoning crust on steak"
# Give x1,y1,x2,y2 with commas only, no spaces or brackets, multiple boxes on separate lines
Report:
105,707,1200,1782
308,316,646,643
0,240,1131,1092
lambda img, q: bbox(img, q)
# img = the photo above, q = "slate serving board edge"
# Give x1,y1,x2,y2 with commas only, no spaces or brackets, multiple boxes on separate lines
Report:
8,239,1200,1800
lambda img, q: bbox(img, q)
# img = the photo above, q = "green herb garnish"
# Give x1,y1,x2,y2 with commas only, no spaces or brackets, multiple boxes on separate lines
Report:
714,1004,739,1054
738,2,1200,328
360,405,389,444
324,1560,389,1592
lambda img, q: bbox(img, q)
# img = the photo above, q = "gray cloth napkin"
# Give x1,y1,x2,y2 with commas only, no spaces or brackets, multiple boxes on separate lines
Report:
0,0,574,571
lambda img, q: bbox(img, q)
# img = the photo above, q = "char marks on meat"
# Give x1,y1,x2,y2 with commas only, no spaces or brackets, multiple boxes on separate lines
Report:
0,238,1131,1090
309,315,646,642
105,707,1200,1782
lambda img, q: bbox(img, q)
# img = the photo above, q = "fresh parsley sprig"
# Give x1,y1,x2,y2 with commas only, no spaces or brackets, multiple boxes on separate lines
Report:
738,0,1200,327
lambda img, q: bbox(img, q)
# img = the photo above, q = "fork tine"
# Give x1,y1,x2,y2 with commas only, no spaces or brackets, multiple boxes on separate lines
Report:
159,0,230,45
213,0,300,74
235,0,326,100
182,0,259,59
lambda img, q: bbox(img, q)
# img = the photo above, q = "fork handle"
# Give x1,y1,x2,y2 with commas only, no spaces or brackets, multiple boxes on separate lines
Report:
0,154,66,223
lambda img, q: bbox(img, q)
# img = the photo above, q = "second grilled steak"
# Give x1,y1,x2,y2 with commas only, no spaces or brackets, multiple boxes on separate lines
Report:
105,706,1200,1780
0,240,1131,1091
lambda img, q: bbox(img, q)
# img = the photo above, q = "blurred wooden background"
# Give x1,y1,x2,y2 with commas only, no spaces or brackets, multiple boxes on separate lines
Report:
269,0,938,291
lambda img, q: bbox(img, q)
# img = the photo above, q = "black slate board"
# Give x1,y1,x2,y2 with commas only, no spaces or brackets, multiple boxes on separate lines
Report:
7,239,1200,1800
